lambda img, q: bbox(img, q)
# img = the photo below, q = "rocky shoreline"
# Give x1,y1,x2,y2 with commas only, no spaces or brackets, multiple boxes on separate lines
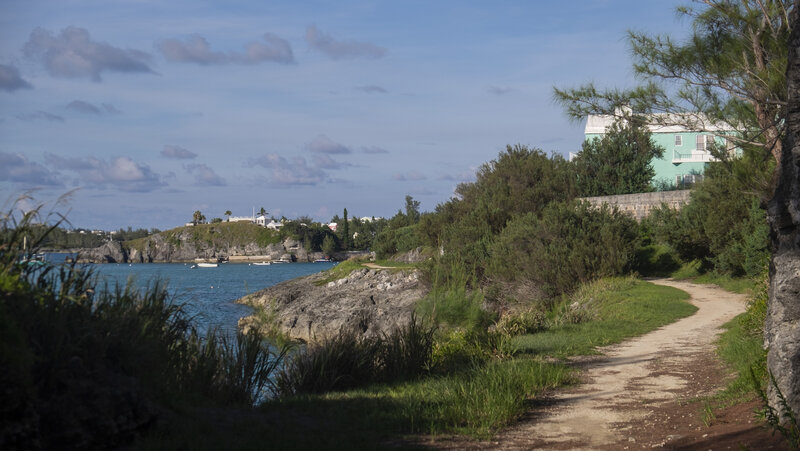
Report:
237,266,429,342
74,236,330,264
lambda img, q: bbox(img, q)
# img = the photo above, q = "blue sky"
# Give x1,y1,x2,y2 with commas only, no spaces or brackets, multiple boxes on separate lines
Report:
0,0,689,230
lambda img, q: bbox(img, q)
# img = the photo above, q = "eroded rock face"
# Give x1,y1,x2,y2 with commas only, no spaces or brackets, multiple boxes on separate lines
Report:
78,232,320,263
77,240,128,263
766,9,800,422
237,268,428,342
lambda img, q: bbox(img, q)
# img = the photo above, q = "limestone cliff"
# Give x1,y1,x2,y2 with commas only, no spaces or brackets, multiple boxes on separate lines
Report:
237,267,428,342
77,223,323,263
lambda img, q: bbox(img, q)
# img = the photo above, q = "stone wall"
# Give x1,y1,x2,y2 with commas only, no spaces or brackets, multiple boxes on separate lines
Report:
579,190,692,221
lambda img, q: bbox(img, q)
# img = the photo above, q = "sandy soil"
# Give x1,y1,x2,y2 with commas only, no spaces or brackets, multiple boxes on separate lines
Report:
426,279,787,450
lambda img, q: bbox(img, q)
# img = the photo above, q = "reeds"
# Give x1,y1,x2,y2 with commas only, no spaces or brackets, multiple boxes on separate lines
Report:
275,314,435,397
1,197,287,448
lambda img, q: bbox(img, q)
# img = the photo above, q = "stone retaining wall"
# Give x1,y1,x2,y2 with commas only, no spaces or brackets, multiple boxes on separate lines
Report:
580,190,692,221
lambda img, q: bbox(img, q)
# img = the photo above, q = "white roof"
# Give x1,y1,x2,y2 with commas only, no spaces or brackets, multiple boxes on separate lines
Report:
585,113,736,135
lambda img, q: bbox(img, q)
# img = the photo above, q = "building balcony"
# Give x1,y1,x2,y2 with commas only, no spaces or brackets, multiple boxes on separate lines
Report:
672,150,715,163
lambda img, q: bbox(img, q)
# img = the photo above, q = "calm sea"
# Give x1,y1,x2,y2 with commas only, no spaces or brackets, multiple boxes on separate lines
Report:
46,254,335,335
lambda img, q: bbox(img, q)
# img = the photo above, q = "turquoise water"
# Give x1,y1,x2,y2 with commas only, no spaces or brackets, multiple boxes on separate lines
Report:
47,255,335,335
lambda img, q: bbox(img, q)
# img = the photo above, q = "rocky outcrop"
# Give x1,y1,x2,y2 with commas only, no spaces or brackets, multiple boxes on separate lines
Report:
766,11,800,422
237,267,428,342
78,232,320,263
78,241,128,263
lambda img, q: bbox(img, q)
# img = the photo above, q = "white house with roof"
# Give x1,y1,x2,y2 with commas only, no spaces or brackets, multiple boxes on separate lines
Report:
584,114,737,188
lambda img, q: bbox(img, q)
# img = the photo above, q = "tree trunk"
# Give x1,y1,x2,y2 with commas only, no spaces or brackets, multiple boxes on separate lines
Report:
765,5,800,422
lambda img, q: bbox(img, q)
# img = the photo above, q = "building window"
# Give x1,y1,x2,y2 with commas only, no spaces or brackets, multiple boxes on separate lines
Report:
696,134,712,151
674,135,682,146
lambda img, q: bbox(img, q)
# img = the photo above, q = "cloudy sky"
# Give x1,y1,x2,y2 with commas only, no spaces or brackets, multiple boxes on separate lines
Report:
0,0,689,230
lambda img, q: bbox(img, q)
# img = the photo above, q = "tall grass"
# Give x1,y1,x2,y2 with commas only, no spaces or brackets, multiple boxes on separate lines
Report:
416,262,493,333
1,199,286,448
276,314,436,397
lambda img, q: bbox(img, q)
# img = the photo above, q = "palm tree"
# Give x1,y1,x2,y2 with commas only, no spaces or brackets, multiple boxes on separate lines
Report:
258,207,267,217
224,210,232,221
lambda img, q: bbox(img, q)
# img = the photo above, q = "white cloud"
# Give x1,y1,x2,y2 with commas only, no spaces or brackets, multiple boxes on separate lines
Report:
249,153,326,186
23,26,154,82
355,85,387,94
0,151,62,186
393,171,427,181
183,163,226,186
44,153,165,192
305,134,351,154
158,33,294,65
161,145,197,159
305,24,386,60
0,64,32,92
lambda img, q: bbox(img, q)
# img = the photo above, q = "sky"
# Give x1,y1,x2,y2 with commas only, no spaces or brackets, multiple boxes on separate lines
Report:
0,0,690,230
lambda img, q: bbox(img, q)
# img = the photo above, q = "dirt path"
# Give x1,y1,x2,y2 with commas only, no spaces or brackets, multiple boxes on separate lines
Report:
431,279,786,450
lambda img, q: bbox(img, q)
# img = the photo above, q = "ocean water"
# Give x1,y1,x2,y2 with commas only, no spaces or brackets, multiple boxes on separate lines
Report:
47,255,335,335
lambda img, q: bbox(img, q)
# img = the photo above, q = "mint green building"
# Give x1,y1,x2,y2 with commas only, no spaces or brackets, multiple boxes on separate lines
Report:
583,115,735,188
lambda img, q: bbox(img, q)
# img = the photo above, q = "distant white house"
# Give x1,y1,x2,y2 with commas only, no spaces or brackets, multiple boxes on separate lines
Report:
228,216,255,223
328,222,338,232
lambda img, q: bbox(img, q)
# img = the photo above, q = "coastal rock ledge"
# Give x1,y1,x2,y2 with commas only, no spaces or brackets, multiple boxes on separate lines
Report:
237,267,428,343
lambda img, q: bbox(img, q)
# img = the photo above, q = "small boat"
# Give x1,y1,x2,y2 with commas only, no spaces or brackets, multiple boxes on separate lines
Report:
253,261,271,266
314,258,332,263
196,262,218,268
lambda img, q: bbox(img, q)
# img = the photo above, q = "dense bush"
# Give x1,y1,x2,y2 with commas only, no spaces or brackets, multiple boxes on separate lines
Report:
489,200,639,300
373,224,422,259
642,153,771,277
573,119,664,196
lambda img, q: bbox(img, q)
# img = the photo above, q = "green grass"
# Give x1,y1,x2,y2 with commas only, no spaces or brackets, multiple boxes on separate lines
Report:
669,261,758,295
313,258,418,286
262,357,575,445
512,278,696,357
313,258,369,285
710,272,768,406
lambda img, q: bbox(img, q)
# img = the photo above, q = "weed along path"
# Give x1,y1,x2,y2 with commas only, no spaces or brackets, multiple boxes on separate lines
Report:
434,279,760,450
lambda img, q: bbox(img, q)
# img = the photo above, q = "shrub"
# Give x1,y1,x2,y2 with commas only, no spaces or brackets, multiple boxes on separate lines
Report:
489,200,639,300
495,308,547,337
416,263,494,333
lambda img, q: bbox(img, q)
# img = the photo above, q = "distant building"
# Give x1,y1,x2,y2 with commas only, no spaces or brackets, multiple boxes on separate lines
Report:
584,114,738,189
228,216,255,223
328,222,337,232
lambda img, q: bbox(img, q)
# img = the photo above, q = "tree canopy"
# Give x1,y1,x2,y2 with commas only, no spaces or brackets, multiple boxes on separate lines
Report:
555,0,793,178
575,119,665,196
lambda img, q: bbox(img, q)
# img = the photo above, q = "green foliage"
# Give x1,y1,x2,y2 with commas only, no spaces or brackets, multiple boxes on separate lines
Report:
416,263,494,333
490,201,639,300
634,243,682,277
643,153,772,278
373,224,421,259
278,219,335,252
192,210,206,225
494,307,547,337
554,0,791,164
574,119,664,196
321,235,335,256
